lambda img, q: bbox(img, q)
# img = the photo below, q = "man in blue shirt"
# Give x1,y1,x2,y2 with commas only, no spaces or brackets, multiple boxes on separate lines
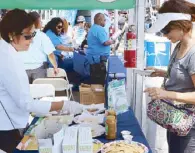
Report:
86,13,114,64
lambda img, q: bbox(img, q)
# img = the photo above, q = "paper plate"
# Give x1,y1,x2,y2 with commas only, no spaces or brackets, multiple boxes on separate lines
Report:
101,140,149,153
83,104,105,115
74,115,99,124
74,113,104,124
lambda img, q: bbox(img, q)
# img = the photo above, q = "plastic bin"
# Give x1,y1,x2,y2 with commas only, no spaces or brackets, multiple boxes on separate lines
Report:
145,36,171,67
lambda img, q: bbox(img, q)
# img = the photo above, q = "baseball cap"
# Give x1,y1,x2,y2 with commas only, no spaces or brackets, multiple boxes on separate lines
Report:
77,16,85,22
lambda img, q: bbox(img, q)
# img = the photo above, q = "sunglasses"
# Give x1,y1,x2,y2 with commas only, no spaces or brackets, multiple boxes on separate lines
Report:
160,28,170,35
78,21,84,24
21,31,36,40
57,25,63,29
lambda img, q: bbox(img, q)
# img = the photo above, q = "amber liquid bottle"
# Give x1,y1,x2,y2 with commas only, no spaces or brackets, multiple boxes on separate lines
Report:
105,116,116,140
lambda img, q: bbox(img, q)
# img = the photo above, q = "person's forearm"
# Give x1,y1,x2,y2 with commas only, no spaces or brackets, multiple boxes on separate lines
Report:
48,53,58,68
50,101,64,112
156,70,167,77
167,91,195,104
103,40,114,46
56,45,73,52
151,69,167,77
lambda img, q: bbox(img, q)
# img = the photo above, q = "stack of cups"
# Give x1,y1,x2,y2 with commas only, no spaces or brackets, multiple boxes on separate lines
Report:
121,130,133,143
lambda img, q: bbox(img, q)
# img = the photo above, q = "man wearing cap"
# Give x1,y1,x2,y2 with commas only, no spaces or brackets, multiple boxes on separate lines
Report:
18,11,58,83
72,15,87,47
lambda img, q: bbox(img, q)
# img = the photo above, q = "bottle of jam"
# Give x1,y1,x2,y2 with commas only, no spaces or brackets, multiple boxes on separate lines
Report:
106,109,117,133
105,115,116,140
107,110,116,119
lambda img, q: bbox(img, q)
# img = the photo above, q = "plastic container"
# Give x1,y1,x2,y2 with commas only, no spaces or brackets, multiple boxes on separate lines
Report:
145,35,171,67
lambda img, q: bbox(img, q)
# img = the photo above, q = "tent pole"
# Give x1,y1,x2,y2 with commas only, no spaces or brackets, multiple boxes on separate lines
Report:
132,0,145,126
114,10,118,31
113,10,118,55
126,8,135,109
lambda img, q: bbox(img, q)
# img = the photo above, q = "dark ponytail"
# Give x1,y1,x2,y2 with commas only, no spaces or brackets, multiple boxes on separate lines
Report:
184,1,195,21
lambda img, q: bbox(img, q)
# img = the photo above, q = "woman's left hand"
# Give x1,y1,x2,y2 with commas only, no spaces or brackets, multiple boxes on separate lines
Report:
53,67,59,76
144,87,169,100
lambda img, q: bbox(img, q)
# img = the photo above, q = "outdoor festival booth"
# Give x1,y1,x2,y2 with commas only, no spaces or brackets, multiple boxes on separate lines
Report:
0,0,151,153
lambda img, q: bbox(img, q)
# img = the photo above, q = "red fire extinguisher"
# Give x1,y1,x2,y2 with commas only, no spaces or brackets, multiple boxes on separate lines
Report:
124,26,136,68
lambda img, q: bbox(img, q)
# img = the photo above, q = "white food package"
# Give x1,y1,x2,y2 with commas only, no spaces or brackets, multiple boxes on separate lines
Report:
78,127,93,153
62,127,78,153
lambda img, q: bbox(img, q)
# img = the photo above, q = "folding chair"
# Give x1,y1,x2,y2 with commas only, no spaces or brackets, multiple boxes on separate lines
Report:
30,84,55,99
29,84,55,124
33,78,72,100
46,68,74,100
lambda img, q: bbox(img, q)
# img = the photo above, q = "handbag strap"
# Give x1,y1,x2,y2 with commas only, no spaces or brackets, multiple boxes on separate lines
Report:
163,43,181,88
0,101,15,129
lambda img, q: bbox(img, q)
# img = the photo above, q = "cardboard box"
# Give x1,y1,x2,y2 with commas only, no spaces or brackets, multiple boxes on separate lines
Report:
79,84,105,105
62,127,78,153
78,127,93,153
79,84,93,105
91,85,105,104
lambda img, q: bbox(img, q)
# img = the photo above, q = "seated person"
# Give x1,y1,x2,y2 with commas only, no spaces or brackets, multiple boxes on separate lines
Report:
72,16,87,48
43,17,74,72
61,18,73,47
81,22,91,50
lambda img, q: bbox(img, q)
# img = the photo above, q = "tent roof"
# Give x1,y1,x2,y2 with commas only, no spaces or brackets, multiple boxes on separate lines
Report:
0,0,135,10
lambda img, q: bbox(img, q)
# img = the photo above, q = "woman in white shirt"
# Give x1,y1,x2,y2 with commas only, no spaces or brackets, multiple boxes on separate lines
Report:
17,11,59,84
0,9,82,153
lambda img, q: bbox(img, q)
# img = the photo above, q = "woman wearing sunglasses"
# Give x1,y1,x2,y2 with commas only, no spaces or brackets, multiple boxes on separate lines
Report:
43,17,74,72
0,9,83,153
43,17,74,53
145,0,195,153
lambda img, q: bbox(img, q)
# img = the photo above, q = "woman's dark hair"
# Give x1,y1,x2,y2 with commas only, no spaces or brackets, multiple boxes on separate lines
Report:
43,17,64,35
28,11,40,29
84,22,91,29
0,9,34,43
159,0,195,33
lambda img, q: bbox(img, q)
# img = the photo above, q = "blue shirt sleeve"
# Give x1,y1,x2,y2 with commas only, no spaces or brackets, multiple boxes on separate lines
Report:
46,30,62,47
97,27,109,44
